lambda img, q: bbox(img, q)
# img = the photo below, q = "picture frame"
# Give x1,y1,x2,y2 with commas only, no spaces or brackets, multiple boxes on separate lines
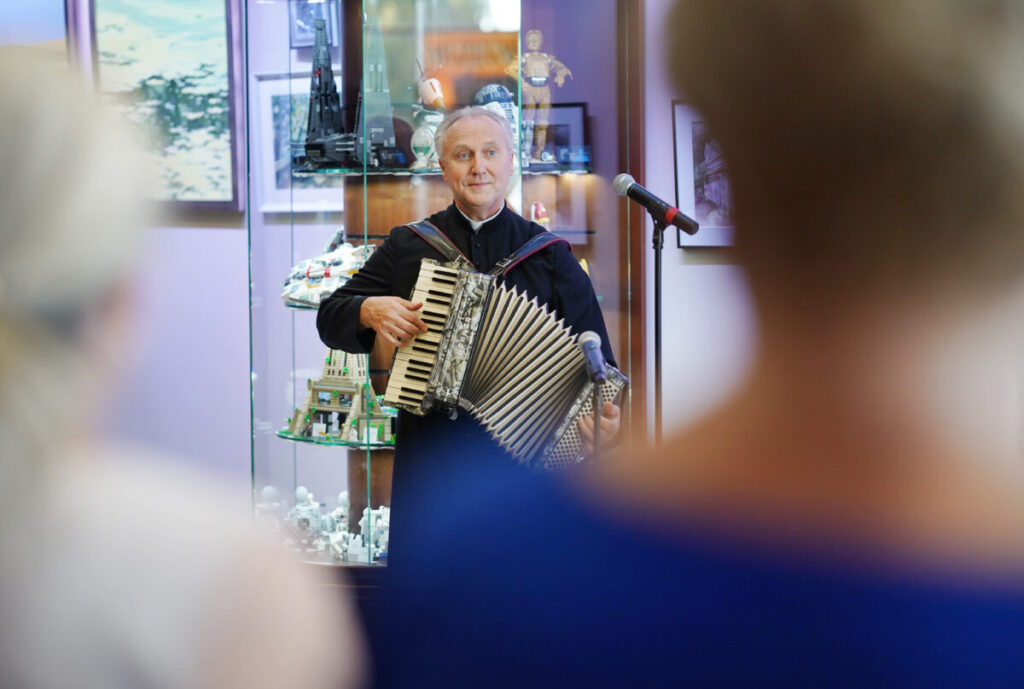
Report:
673,100,733,247
288,0,341,49
252,73,345,214
525,101,590,173
85,0,243,210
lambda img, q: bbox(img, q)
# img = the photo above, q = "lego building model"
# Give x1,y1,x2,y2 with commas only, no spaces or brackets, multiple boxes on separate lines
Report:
281,227,375,308
278,349,396,446
284,486,329,552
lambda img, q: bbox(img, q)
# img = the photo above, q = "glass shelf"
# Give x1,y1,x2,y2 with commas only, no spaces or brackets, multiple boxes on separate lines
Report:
291,166,592,177
276,429,396,450
292,167,443,177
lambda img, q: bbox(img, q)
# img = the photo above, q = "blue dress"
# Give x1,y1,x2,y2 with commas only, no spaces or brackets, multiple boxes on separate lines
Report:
368,462,1024,688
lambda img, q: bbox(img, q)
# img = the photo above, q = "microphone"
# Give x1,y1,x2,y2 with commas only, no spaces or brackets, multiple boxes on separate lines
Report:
613,173,699,235
578,331,608,384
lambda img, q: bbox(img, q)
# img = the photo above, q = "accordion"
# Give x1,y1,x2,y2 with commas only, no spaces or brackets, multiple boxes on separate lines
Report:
384,258,627,468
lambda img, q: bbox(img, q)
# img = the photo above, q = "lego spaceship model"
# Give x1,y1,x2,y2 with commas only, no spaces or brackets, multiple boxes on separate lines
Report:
281,227,375,308
296,19,356,169
292,18,405,171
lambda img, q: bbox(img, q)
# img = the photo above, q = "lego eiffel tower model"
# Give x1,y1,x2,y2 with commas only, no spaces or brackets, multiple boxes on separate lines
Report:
299,19,356,169
281,349,395,446
353,18,403,167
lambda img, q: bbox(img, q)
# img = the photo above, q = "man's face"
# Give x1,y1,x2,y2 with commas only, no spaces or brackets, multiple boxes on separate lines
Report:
439,115,514,221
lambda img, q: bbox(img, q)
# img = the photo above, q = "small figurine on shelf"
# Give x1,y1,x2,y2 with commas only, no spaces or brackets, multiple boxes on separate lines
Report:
346,534,369,562
506,29,573,165
254,485,284,532
410,60,446,171
358,505,390,560
529,201,550,227
330,490,350,533
284,486,327,553
416,60,445,110
328,529,351,561
474,84,518,141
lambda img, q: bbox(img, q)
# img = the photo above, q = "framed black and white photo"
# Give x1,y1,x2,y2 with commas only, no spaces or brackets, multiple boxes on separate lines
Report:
673,100,733,247
253,73,345,214
289,0,341,49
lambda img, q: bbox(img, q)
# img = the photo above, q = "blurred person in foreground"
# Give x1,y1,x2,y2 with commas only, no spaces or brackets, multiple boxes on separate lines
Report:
367,1,1024,686
0,55,364,689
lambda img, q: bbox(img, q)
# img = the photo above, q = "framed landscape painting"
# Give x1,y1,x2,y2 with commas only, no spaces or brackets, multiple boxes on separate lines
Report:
90,0,241,209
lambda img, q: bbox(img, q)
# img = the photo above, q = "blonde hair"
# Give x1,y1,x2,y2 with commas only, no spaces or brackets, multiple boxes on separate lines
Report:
0,53,150,508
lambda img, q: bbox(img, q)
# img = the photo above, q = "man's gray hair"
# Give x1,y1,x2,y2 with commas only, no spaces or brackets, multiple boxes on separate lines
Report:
433,106,515,159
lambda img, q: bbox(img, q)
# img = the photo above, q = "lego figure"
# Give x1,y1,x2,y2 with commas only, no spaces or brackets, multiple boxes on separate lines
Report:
473,84,522,185
254,485,284,532
346,534,369,562
357,506,391,561
410,62,446,171
284,486,326,552
506,29,573,162
331,490,350,532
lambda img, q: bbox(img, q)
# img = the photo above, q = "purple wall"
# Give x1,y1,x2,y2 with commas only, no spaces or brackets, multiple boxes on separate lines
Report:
643,0,756,436
0,2,65,45
105,226,252,483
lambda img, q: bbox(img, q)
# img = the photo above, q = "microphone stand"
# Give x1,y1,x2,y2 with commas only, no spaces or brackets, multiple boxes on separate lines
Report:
651,216,667,446
591,379,603,462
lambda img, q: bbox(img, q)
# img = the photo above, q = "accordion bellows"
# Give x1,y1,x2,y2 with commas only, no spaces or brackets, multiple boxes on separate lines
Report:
384,259,627,468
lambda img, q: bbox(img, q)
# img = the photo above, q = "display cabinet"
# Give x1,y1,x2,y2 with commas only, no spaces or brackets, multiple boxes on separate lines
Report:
246,0,646,568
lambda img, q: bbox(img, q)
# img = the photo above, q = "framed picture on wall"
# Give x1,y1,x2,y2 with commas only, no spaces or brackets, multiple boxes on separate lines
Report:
525,102,591,173
673,100,733,247
288,0,341,48
88,0,242,210
253,73,345,214
548,102,590,172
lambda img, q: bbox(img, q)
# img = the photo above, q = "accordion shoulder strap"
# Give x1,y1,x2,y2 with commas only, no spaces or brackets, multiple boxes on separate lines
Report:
405,219,568,276
488,232,569,277
404,220,470,264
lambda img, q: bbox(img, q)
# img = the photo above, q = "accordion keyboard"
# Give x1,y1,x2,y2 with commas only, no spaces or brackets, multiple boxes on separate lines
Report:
385,262,460,411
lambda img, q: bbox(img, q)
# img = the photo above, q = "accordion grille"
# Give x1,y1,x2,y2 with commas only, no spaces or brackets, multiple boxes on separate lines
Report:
460,282,588,461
